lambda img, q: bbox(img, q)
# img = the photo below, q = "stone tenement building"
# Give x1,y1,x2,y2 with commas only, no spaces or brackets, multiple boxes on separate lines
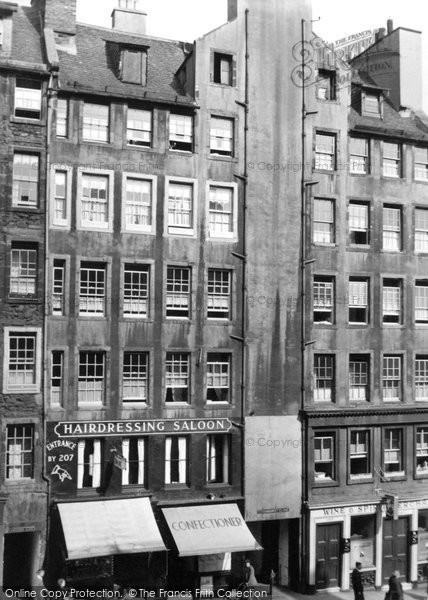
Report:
1,0,428,593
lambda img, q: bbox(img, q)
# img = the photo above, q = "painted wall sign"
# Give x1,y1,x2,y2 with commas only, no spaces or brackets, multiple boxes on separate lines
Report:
53,418,231,438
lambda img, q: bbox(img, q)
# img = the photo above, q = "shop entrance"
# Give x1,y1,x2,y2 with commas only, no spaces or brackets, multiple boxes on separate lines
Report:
3,532,37,591
316,522,341,589
382,517,409,583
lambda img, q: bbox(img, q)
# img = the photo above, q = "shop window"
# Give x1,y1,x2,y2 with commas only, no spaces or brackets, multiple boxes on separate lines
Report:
416,208,428,252
122,438,146,486
165,436,188,485
123,264,149,318
10,243,37,298
12,153,39,208
14,78,41,120
382,279,402,324
415,147,428,181
210,117,233,157
382,355,402,402
51,350,64,407
313,198,335,244
349,137,369,174
166,267,191,318
349,355,370,402
207,269,231,320
122,351,148,403
416,428,428,475
350,515,376,570
418,511,428,570
77,439,103,489
349,277,369,324
383,142,401,178
314,433,336,481
206,435,230,483
165,353,189,403
52,259,66,316
213,53,233,86
6,425,34,480
349,430,371,478
56,98,68,137
169,114,193,152
313,276,334,324
349,201,369,245
383,205,402,251
315,132,336,171
78,351,105,407
127,108,151,147
82,102,109,142
79,262,106,316
316,69,336,100
416,356,428,402
314,354,335,402
383,428,404,477
207,353,230,403
415,281,428,324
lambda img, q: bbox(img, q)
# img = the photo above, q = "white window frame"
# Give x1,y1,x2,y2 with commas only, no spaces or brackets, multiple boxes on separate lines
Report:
348,278,369,324
349,430,371,479
210,116,234,156
313,198,335,244
122,438,146,486
50,165,73,229
77,169,114,232
50,350,64,407
382,279,402,324
56,98,68,138
382,355,402,402
6,424,35,481
78,262,107,317
415,281,428,324
415,208,428,252
206,435,230,484
165,353,190,404
349,356,369,402
383,428,404,476
122,351,149,404
313,276,334,324
383,142,401,178
126,107,152,147
165,436,188,484
78,351,105,407
415,356,428,402
52,258,66,316
363,92,381,117
349,201,369,245
121,172,156,234
314,433,335,481
14,78,42,120
207,353,231,403
3,327,42,394
314,354,334,402
123,263,150,319
82,102,109,143
169,114,193,152
165,177,198,237
10,244,37,297
166,266,191,319
415,147,428,182
382,205,402,251
207,269,231,320
207,180,238,241
315,132,336,171
12,153,39,208
349,137,369,174
77,439,102,488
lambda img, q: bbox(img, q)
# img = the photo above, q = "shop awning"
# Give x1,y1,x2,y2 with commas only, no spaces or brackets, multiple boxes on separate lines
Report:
162,503,262,557
58,498,167,560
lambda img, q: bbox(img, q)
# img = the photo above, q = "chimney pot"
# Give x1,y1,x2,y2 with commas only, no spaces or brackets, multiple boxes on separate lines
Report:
112,1,147,35
228,0,238,21
387,19,393,34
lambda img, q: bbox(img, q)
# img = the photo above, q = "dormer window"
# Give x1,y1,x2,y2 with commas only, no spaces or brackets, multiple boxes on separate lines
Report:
120,47,147,85
363,91,381,117
316,69,336,101
15,79,42,120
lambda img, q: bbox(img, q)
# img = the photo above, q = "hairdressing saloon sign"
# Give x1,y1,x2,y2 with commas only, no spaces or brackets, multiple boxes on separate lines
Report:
46,418,231,494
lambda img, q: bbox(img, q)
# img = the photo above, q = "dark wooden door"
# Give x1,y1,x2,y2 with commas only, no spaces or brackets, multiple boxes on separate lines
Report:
316,523,341,589
382,517,409,584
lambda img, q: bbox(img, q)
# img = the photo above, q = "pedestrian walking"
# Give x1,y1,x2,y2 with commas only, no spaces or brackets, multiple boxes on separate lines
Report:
351,562,365,600
388,571,404,600
244,559,258,587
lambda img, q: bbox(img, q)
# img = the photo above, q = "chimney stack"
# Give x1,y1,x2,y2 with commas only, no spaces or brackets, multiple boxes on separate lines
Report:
387,19,394,35
228,0,238,21
376,27,386,42
112,0,147,36
34,0,77,35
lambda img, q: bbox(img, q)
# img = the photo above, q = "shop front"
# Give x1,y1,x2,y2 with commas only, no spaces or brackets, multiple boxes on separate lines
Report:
162,503,261,593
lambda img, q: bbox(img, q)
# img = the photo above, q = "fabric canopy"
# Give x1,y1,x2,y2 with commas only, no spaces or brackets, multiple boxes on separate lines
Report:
58,497,166,560
162,503,262,557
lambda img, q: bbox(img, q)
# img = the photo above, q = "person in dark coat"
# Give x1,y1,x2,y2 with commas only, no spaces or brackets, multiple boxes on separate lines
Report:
388,571,404,600
351,562,364,600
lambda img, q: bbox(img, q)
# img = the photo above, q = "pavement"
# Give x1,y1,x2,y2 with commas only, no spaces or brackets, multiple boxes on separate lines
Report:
270,586,428,600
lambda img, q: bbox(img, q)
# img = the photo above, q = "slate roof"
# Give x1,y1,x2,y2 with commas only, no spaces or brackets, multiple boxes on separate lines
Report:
57,23,195,105
11,5,46,65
